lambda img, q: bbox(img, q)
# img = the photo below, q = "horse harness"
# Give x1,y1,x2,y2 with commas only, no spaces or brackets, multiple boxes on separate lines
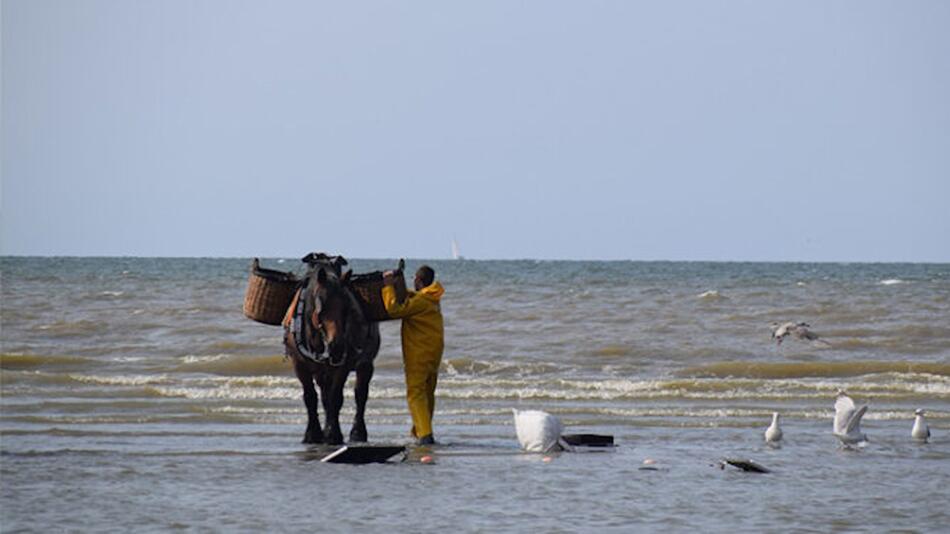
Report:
290,266,372,367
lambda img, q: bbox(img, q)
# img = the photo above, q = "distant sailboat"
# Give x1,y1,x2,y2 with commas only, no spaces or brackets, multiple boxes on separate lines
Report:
451,239,464,260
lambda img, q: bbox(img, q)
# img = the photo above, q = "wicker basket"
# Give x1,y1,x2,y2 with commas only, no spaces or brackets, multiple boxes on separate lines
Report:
350,270,407,322
243,258,299,326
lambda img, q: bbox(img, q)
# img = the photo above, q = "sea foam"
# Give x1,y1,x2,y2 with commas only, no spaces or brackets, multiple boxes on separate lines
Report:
880,279,906,285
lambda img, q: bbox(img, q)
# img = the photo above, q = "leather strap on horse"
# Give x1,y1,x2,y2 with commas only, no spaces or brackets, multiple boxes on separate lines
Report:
289,277,353,367
291,281,326,364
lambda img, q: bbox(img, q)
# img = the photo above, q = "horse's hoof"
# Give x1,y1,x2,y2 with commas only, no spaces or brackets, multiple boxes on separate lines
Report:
302,433,324,445
349,428,368,443
325,432,345,446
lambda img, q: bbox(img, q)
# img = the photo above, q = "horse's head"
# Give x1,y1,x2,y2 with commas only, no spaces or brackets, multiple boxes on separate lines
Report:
304,266,358,363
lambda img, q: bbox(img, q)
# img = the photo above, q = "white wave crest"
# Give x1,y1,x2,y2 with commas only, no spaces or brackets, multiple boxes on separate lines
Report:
154,386,300,400
179,354,228,364
69,373,173,386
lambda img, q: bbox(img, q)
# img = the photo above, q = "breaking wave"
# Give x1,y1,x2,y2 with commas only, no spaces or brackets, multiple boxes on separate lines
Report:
681,360,950,379
442,357,560,376
174,354,290,376
697,290,726,301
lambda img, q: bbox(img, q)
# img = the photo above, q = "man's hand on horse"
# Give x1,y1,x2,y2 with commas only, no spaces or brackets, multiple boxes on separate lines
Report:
382,271,395,286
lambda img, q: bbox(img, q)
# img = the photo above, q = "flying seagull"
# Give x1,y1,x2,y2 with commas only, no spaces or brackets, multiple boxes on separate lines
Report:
833,391,868,446
912,409,931,442
771,322,829,346
764,412,783,445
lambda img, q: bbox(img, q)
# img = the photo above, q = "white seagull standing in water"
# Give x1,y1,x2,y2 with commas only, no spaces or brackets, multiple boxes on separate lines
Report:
912,409,931,442
764,412,783,445
771,322,830,346
833,391,868,446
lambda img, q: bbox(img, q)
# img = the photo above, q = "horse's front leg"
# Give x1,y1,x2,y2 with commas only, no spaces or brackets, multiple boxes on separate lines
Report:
296,369,323,444
349,361,374,442
321,370,347,445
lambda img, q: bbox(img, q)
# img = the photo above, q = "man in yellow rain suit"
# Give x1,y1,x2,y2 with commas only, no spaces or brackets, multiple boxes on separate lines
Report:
382,265,444,445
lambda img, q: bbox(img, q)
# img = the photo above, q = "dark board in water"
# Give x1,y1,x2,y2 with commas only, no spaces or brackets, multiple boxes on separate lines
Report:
321,445,406,464
562,434,614,447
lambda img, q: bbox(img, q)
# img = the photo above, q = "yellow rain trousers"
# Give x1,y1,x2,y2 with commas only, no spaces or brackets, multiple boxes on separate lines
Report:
382,281,445,439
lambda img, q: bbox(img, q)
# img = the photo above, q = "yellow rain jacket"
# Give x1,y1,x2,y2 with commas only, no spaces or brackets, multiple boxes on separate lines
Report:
382,281,445,439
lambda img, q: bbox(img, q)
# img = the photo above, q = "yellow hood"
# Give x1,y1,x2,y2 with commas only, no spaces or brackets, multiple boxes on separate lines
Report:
417,281,444,302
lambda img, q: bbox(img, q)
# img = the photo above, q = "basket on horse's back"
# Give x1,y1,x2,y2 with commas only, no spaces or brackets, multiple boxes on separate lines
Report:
349,269,407,322
243,258,299,325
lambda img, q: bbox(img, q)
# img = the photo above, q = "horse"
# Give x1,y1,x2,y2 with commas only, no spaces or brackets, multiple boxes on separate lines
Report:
283,254,381,445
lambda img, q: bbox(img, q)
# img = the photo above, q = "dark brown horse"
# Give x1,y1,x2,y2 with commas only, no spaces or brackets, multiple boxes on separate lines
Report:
284,255,380,445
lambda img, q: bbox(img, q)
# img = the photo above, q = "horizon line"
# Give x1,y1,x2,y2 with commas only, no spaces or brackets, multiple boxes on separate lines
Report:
1,254,948,265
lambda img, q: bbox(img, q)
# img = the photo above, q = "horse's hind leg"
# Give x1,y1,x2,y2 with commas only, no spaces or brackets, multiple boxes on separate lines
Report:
296,367,323,444
349,361,375,442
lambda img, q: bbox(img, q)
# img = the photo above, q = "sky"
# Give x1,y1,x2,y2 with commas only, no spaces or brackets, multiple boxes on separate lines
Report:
2,0,949,262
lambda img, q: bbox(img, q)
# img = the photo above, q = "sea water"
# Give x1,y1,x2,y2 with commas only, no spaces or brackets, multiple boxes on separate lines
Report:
2,257,949,532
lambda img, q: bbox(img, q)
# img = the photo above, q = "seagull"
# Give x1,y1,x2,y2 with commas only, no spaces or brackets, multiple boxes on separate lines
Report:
833,391,868,446
912,409,931,442
771,322,829,346
765,412,783,445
